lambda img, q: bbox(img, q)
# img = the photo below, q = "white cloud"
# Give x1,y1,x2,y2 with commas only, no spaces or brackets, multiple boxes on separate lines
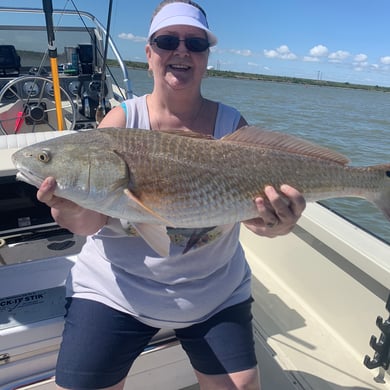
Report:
353,61,368,68
328,50,350,62
354,63,375,72
303,56,320,62
118,32,147,43
247,62,259,67
264,45,297,60
309,44,328,57
263,49,278,58
230,49,253,57
380,56,390,65
354,53,368,62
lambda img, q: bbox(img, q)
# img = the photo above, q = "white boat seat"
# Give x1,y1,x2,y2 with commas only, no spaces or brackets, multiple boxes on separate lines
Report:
0,130,74,150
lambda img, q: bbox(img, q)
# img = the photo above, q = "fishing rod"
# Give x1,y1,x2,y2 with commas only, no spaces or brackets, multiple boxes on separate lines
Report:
95,0,113,124
42,0,64,130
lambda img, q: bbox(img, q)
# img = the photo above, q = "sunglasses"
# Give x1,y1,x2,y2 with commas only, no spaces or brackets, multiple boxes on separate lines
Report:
151,35,210,52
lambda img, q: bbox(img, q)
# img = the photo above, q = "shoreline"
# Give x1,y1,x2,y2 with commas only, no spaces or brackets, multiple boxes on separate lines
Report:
116,59,390,93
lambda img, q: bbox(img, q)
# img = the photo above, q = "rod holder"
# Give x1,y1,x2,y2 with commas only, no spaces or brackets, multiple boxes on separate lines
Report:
364,292,390,370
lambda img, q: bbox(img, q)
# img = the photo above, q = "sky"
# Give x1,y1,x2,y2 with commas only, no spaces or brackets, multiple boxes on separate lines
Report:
3,0,390,86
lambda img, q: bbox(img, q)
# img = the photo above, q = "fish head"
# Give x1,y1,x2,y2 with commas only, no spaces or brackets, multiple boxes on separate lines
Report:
11,133,129,206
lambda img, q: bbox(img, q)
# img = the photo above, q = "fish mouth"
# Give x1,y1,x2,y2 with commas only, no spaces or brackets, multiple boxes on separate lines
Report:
15,168,45,188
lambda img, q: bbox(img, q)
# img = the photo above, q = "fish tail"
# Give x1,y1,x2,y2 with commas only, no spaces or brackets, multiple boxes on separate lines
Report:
370,164,390,221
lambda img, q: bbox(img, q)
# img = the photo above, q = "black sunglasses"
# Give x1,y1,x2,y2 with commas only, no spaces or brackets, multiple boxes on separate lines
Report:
151,35,210,52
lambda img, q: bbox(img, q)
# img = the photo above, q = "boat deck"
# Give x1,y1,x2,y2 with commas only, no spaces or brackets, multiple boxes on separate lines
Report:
241,203,390,390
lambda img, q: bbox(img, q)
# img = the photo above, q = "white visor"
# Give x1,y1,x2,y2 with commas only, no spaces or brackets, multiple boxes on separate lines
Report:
148,3,217,46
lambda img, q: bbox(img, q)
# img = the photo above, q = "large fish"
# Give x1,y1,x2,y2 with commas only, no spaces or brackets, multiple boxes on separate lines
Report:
11,126,390,256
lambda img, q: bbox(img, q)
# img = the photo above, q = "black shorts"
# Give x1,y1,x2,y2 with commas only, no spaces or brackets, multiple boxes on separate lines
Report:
55,297,257,389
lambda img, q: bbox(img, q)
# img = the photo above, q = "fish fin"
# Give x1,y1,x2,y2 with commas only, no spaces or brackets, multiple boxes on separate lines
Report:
159,128,215,140
223,125,350,165
123,188,176,226
132,223,170,257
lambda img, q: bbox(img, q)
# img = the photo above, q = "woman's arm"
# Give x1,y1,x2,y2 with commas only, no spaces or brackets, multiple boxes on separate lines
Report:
97,105,127,128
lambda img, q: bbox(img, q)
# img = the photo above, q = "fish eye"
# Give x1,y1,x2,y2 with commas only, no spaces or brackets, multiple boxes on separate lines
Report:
37,150,51,163
386,171,390,178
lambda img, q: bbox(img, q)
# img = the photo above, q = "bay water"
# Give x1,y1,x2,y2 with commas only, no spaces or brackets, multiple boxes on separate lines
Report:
122,68,390,244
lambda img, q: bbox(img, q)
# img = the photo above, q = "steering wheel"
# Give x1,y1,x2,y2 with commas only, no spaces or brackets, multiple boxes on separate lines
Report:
0,76,77,134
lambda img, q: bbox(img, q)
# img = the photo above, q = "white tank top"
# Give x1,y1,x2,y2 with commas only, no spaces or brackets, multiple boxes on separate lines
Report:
67,95,251,328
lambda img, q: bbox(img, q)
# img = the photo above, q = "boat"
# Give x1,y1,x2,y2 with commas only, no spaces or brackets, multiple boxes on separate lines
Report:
0,4,389,390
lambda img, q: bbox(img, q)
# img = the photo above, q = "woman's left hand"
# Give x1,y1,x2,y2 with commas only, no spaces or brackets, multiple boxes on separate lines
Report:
243,184,306,238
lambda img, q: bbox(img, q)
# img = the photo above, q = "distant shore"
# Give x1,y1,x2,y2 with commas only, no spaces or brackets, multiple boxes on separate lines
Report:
114,59,390,93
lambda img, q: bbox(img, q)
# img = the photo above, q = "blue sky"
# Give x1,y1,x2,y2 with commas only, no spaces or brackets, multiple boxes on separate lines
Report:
4,0,390,86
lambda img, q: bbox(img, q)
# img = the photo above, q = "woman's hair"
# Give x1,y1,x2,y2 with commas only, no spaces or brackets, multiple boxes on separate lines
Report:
151,0,207,23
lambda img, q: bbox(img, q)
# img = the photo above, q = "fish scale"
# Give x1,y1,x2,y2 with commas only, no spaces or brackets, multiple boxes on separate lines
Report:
106,129,386,225
129,136,252,224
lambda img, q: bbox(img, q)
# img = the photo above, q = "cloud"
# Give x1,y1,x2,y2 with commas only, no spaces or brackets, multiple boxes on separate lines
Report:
352,54,369,70
264,45,297,60
309,44,328,57
380,56,390,65
302,45,328,62
328,50,350,62
303,56,320,62
353,62,368,70
118,32,147,43
230,49,253,57
354,53,368,62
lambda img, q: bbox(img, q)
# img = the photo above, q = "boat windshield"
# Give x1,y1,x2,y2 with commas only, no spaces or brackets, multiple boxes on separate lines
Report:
0,25,100,74
0,7,131,97
0,7,132,134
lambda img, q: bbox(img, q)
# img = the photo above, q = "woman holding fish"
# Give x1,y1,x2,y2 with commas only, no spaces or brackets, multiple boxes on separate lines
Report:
37,1,305,389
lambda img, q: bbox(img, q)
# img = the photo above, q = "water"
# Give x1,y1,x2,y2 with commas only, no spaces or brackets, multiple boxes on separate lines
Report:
120,68,390,243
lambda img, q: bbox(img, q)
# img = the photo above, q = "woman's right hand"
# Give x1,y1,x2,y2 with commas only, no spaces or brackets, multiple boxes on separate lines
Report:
37,177,107,235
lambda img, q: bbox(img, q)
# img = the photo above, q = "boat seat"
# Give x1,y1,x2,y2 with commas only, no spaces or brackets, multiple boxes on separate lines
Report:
0,45,21,76
0,130,75,150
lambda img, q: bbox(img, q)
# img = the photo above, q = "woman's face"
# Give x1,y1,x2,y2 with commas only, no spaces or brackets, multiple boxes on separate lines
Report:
146,25,209,92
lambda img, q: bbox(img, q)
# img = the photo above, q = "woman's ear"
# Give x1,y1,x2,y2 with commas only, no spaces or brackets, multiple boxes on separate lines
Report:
145,44,153,76
145,44,152,62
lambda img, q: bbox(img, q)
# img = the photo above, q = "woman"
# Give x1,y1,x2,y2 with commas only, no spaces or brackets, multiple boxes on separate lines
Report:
38,1,306,389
